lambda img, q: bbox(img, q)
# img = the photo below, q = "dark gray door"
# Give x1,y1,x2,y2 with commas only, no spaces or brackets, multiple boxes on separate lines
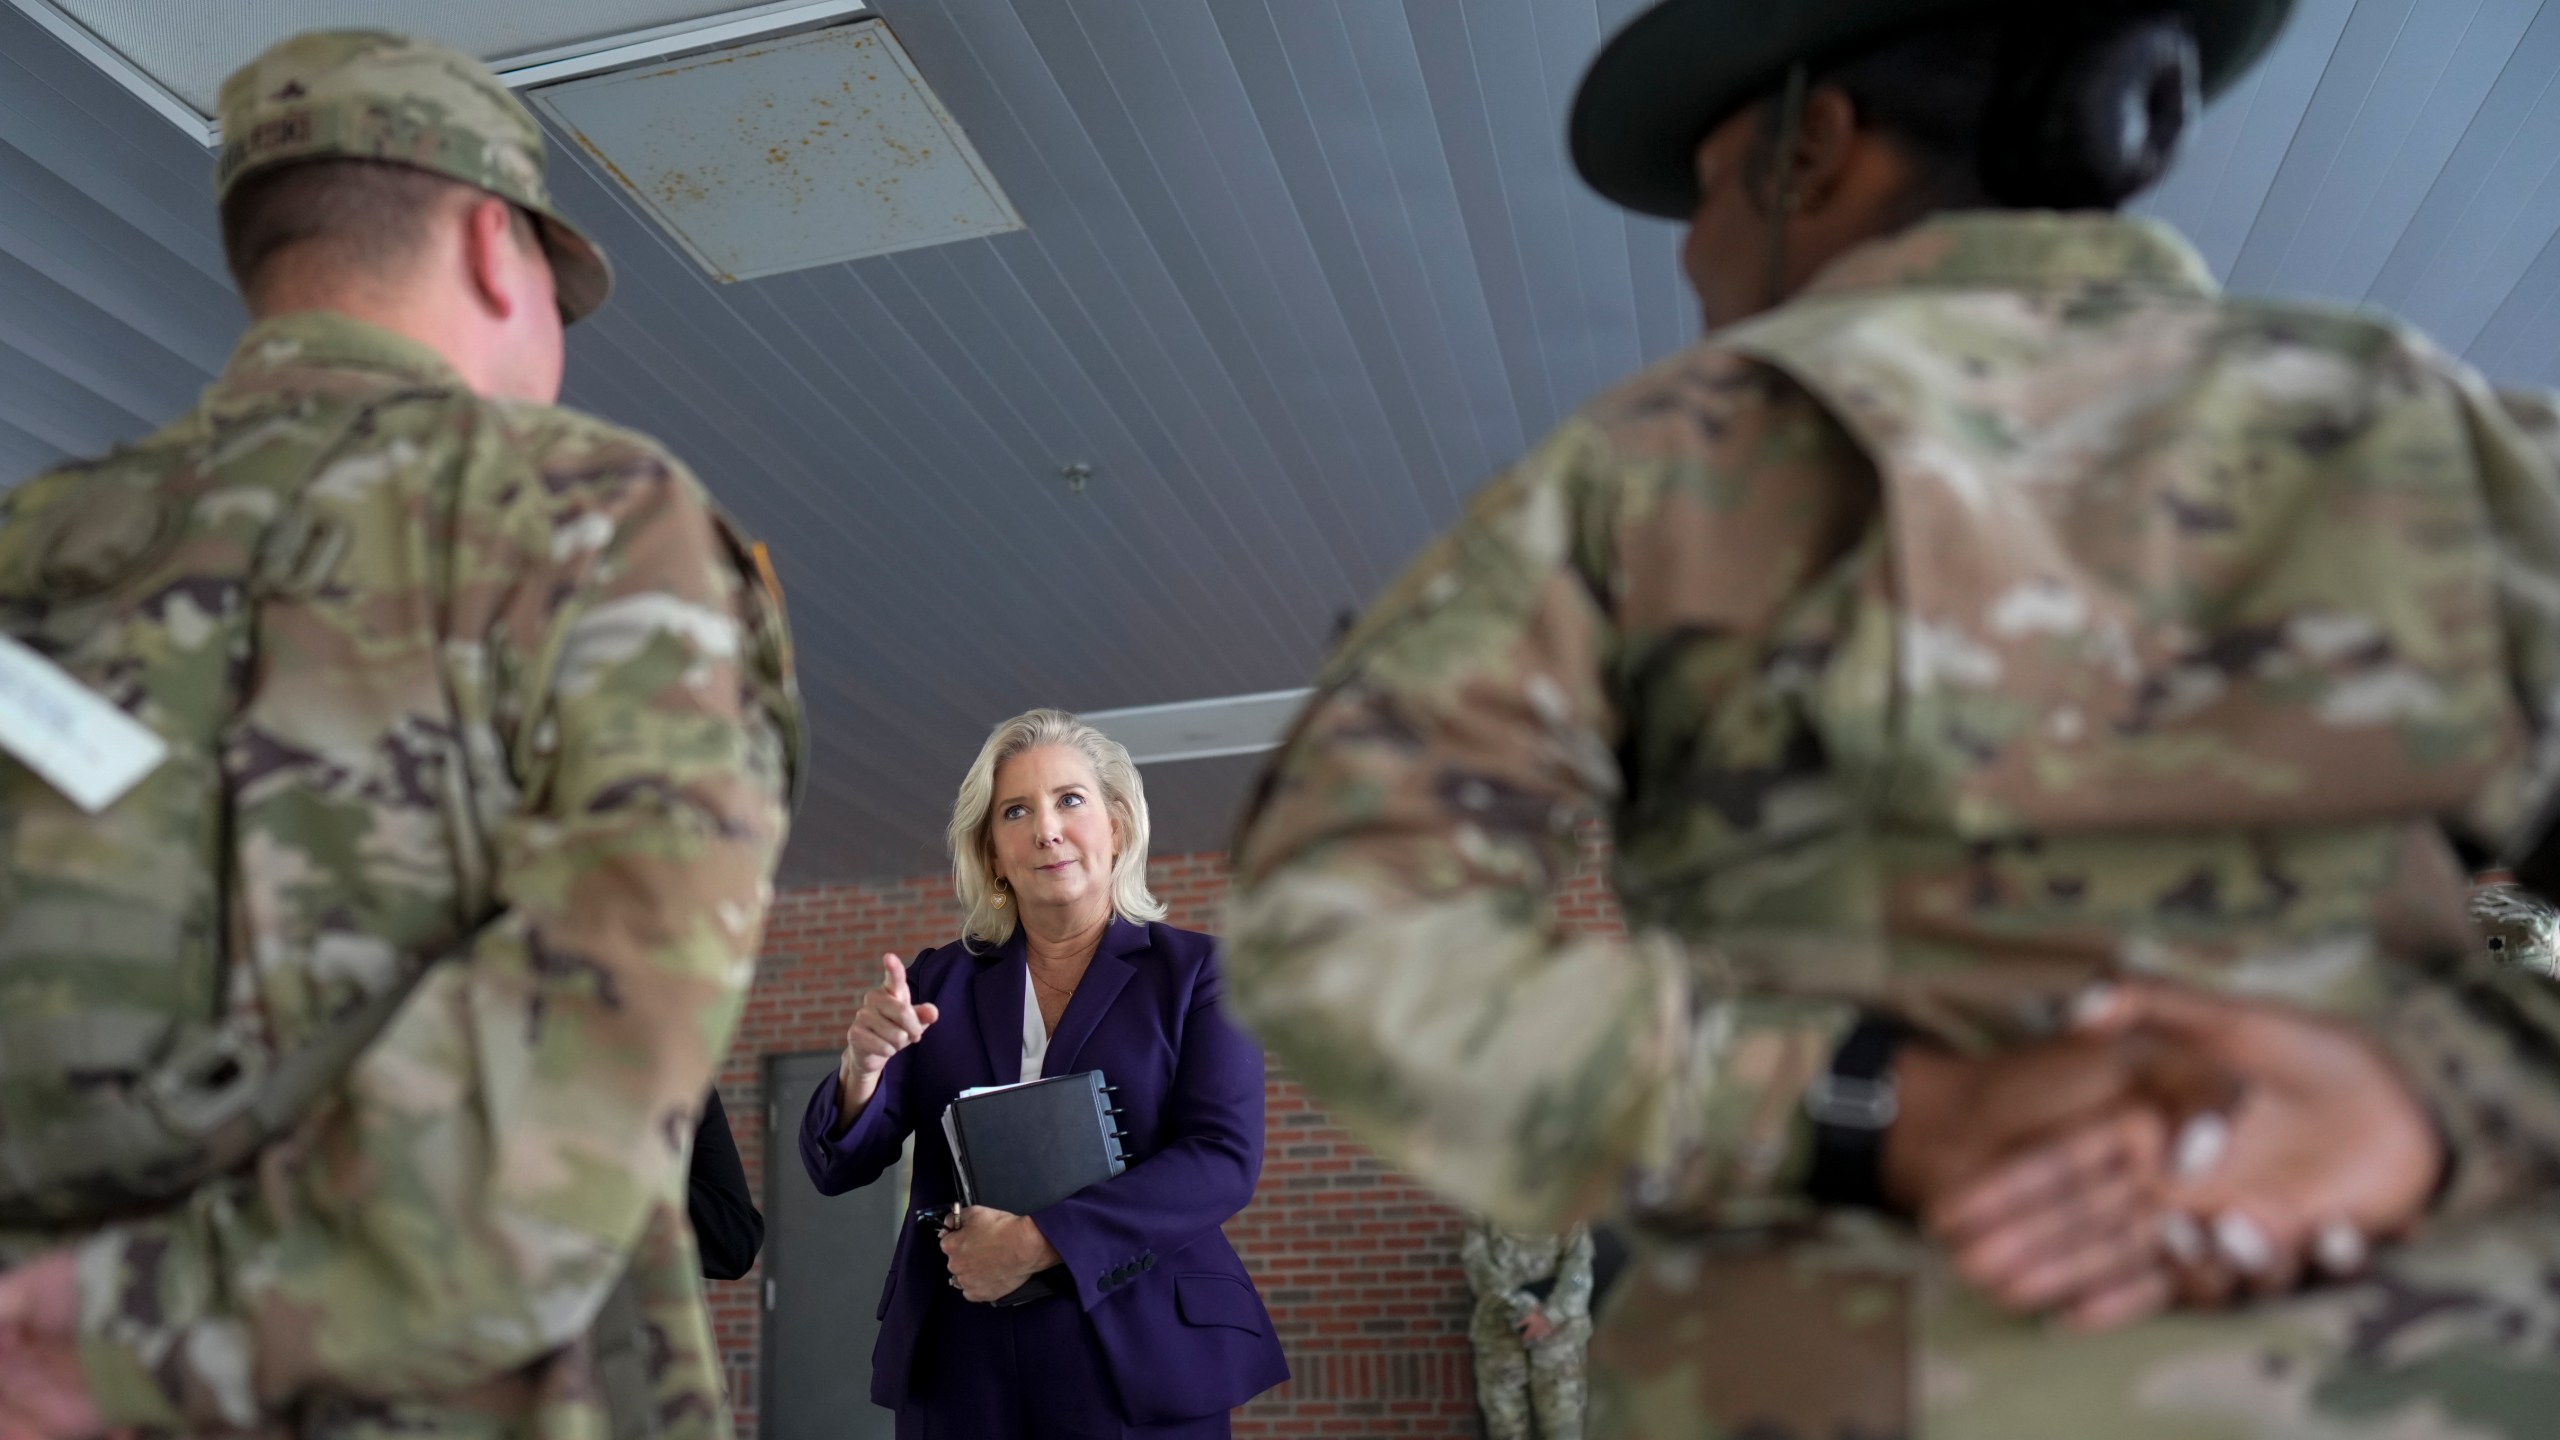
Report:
760,1050,909,1440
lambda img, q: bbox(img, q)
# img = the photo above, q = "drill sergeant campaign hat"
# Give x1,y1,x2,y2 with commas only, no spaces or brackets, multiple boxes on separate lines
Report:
1569,0,2297,218
215,30,614,323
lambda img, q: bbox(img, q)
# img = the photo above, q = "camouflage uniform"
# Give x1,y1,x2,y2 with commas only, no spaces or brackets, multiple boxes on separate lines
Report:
1229,211,2560,1438
0,32,798,1440
2469,883,2560,977
1462,1219,1594,1440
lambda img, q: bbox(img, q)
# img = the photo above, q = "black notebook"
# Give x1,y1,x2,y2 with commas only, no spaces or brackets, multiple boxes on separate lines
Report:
940,1070,1127,1305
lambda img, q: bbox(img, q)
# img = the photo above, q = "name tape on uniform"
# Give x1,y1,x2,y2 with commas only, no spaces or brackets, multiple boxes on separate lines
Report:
0,632,168,813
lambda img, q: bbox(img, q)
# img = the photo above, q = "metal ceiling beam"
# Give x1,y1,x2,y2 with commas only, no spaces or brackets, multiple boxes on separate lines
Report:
1080,689,1311,767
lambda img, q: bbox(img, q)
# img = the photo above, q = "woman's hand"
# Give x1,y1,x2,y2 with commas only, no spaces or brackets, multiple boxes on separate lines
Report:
835,954,939,1122
939,1207,1063,1303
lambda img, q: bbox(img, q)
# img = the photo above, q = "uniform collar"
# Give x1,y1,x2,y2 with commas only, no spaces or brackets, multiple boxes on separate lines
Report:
1794,211,2221,303
210,311,470,408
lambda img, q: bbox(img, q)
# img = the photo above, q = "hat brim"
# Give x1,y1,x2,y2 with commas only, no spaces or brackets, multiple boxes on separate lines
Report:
1569,0,2296,219
535,209,613,325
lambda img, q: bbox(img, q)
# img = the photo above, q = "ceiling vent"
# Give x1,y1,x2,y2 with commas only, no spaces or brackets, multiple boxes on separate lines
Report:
530,17,1023,282
6,0,1023,280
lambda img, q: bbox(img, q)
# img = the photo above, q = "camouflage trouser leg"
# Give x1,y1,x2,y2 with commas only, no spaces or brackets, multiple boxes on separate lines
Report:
1590,1210,2560,1440
1527,1327,1590,1440
1924,1208,2560,1440
1474,1332,1537,1440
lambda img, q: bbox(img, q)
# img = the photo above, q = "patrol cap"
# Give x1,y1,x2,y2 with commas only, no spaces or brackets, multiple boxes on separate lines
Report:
1570,0,2295,219
216,30,613,323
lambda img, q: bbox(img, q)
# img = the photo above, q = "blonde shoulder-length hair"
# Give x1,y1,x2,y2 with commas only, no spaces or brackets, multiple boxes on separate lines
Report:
948,708,1166,947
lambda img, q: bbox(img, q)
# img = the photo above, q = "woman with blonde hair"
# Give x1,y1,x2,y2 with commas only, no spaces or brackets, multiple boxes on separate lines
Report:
799,709,1286,1437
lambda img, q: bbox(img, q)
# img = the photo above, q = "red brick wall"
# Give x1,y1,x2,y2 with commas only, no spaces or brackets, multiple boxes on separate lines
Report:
712,840,1622,1437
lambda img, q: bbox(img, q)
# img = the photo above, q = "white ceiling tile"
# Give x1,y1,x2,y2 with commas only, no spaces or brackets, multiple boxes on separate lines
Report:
531,19,1019,282
22,0,745,112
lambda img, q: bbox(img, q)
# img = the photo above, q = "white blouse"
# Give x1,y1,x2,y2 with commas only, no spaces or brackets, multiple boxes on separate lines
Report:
1019,964,1049,1083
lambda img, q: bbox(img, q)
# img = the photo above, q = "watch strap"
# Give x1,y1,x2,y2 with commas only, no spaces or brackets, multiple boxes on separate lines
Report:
1804,1015,1911,1212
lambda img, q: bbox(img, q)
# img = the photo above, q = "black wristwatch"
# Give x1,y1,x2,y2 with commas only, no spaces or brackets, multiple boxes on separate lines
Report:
1803,1016,1911,1212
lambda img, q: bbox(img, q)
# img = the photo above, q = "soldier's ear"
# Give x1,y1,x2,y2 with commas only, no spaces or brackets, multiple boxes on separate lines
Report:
458,195,537,321
1786,87,1861,214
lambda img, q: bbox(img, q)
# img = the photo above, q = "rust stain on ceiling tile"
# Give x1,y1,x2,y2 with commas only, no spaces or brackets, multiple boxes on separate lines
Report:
531,16,1021,282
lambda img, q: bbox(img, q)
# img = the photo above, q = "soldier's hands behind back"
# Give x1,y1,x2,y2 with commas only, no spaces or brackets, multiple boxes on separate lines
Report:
2080,980,2442,1300
0,1250,108,1440
1900,1025,2238,1332
1931,979,2442,1331
1884,1029,2225,1217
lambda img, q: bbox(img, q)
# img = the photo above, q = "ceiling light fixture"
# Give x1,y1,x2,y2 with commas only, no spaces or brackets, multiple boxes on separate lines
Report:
1079,690,1312,767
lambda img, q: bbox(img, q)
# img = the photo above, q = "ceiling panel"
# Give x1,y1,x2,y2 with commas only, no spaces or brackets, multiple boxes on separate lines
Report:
2353,0,2560,357
2221,0,2442,290
24,0,753,111
529,20,1024,281
2470,221,2560,374
2137,0,2361,275
2295,0,2542,298
4,0,2560,884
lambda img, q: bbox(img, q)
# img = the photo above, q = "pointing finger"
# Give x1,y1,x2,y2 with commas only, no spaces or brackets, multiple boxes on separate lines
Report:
880,954,908,1001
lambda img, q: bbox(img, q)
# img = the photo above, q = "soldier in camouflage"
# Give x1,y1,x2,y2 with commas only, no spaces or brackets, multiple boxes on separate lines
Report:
1229,0,2560,1436
1461,1218,1594,1440
0,30,798,1440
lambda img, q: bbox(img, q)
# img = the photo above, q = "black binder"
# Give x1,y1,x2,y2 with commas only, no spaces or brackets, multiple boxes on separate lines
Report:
938,1070,1127,1305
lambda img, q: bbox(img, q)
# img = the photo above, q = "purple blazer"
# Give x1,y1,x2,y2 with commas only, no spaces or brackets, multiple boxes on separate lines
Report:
798,917,1289,1423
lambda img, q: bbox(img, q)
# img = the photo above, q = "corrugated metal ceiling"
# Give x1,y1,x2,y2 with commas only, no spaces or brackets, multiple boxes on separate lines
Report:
4,0,2558,884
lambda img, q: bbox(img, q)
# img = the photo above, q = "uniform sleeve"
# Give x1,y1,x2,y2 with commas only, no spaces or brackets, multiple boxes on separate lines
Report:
2379,382,2560,1223
1458,1221,1509,1306
2452,384,2560,850
1543,1225,1596,1325
1227,392,1864,1236
72,441,793,1428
